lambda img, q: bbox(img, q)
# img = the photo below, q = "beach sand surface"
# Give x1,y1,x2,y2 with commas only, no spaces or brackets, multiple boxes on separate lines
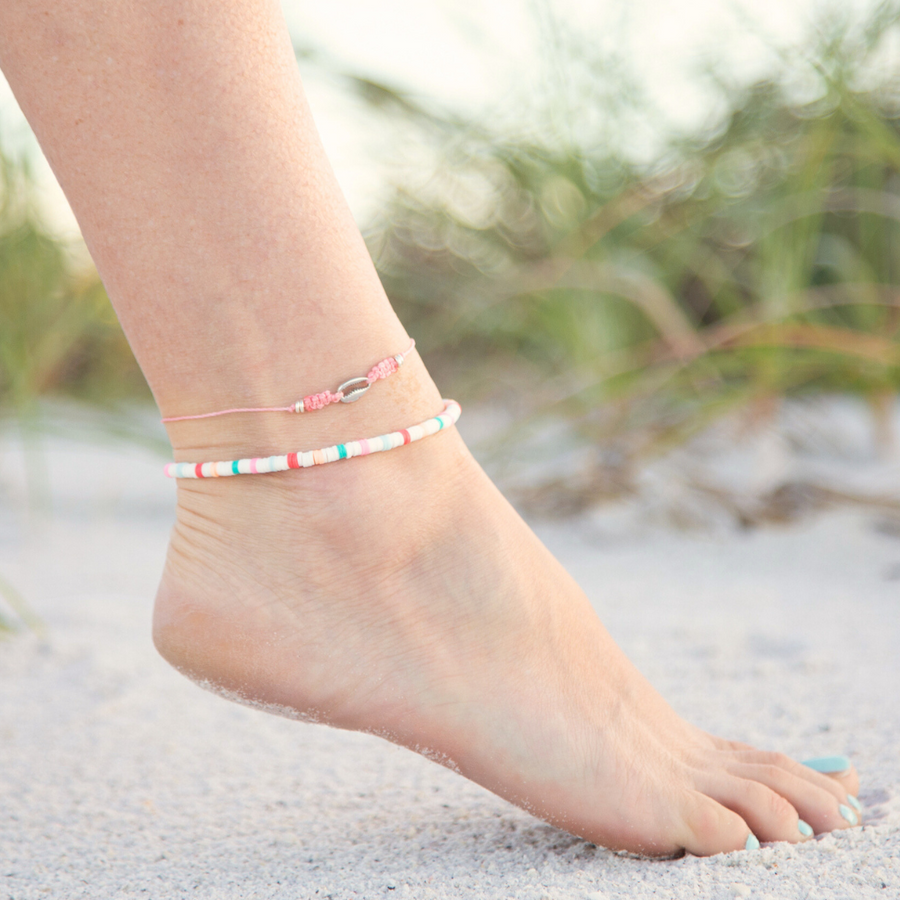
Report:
1,419,898,899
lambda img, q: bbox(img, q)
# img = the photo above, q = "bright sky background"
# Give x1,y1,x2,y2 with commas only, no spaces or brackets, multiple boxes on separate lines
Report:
0,0,883,241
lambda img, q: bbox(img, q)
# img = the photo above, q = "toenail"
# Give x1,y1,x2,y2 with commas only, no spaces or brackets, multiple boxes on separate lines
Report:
846,794,862,814
801,755,851,774
839,804,858,825
797,819,814,838
745,833,760,851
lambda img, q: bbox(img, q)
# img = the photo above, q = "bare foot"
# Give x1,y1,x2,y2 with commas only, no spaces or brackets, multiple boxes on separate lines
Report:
152,364,861,857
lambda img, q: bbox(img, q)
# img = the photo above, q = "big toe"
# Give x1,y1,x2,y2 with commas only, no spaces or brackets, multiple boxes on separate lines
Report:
802,755,861,807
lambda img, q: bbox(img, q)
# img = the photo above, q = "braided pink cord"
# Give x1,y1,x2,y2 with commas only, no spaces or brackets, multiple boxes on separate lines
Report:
162,339,415,422
302,390,343,411
366,357,399,382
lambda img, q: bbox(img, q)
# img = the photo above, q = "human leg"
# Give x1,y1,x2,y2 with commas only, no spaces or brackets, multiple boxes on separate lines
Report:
0,0,860,855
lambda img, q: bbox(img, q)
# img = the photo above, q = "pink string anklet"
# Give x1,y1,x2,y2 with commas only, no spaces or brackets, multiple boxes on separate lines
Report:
161,339,416,423
164,399,461,478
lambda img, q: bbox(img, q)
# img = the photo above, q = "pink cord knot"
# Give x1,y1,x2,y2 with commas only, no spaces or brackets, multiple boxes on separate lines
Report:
367,357,399,382
303,390,343,410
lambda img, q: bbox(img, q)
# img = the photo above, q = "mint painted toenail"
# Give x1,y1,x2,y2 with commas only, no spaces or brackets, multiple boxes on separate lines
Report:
847,794,862,813
839,804,858,825
801,755,851,774
745,833,760,851
797,819,813,837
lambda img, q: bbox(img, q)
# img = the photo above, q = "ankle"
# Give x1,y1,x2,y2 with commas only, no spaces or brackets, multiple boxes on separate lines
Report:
169,407,477,550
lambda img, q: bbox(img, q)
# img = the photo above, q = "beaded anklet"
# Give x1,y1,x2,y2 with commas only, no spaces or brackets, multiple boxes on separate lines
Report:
164,399,460,479
161,339,416,422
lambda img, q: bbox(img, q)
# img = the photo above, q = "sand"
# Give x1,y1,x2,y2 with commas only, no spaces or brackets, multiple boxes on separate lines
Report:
1,410,898,899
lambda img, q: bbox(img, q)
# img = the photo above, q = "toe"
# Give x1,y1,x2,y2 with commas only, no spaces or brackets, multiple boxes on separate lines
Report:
678,790,757,857
701,774,813,844
722,761,857,835
825,767,860,801
801,755,860,798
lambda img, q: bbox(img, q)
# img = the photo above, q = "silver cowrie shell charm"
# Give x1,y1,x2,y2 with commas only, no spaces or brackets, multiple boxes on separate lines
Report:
338,376,371,402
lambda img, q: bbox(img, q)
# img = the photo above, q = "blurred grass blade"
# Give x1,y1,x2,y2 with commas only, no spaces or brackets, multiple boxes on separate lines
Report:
0,571,43,637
